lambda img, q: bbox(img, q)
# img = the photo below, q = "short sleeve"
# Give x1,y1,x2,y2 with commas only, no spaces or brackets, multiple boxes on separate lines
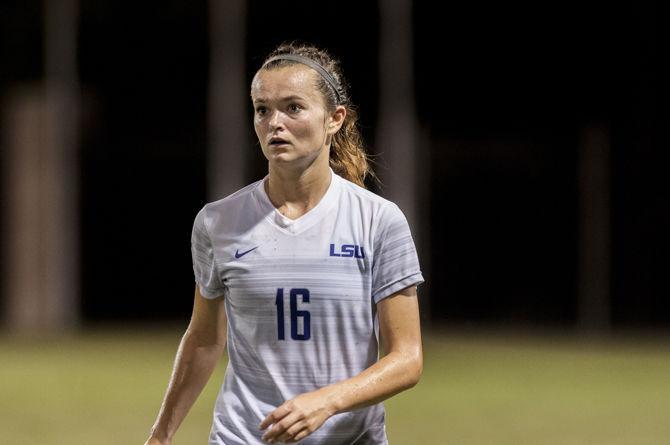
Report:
371,203,424,303
191,207,226,299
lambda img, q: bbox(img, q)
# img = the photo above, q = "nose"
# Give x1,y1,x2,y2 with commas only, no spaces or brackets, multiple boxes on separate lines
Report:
268,109,284,131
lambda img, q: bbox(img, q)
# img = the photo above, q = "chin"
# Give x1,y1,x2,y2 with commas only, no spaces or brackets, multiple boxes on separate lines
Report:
270,154,317,172
270,152,296,162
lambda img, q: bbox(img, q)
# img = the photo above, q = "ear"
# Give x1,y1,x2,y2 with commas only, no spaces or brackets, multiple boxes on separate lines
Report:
326,105,346,136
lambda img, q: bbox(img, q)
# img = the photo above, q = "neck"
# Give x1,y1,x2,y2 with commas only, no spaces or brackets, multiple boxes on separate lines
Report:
265,154,332,218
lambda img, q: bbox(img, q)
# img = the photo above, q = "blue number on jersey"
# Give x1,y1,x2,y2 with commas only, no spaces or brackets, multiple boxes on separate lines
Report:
275,288,286,340
275,288,311,341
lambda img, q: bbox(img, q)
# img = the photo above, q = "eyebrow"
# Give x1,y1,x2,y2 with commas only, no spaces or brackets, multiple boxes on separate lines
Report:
253,95,307,104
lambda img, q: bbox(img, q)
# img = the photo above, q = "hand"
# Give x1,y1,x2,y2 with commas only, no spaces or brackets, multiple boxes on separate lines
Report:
259,388,337,443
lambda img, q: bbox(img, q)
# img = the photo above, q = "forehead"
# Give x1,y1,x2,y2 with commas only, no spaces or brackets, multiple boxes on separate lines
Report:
251,65,322,102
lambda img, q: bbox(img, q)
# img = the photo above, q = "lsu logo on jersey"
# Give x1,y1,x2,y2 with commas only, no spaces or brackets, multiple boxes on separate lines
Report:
329,243,365,259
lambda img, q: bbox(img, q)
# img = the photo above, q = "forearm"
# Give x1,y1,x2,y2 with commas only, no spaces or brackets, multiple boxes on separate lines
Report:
148,328,226,442
325,348,422,415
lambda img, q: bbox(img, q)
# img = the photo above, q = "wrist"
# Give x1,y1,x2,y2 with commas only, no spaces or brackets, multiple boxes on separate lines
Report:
320,384,344,415
148,427,171,444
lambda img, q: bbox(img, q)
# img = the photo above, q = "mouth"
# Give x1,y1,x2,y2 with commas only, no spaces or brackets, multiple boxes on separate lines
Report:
268,137,289,147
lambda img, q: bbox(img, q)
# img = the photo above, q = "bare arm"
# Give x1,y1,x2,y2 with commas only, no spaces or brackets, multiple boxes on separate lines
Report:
260,285,423,443
145,285,228,445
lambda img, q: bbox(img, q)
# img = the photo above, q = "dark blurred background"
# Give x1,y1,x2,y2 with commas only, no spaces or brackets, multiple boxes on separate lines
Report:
0,0,665,334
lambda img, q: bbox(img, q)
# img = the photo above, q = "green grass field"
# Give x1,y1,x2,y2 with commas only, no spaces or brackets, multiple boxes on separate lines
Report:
1,327,669,444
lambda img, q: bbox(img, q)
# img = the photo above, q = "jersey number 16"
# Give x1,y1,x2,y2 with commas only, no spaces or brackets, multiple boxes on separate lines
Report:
275,288,311,341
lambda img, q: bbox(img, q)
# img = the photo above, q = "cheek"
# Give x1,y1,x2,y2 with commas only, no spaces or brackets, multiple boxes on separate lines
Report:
253,117,263,132
254,121,269,143
292,117,324,140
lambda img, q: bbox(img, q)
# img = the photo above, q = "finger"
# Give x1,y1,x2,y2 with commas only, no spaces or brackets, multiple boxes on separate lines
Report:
276,421,307,443
259,403,292,430
261,411,301,442
290,427,312,443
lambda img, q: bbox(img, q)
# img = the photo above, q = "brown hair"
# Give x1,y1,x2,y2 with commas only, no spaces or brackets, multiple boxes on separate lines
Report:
258,42,376,188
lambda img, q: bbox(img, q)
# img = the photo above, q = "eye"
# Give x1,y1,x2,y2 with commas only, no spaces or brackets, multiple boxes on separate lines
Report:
255,106,267,116
288,103,303,113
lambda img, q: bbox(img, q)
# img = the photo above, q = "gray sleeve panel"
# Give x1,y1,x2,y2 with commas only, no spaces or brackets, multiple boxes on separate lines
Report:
191,206,227,299
371,203,424,304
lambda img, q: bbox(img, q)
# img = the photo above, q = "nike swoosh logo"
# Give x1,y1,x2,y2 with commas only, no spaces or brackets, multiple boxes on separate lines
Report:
234,246,259,259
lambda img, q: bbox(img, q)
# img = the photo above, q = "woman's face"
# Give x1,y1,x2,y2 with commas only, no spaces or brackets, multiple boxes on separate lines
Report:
251,65,344,168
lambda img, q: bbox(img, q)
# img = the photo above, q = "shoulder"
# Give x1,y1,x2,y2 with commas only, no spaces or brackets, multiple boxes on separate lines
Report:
336,175,405,223
198,180,261,217
337,175,398,211
194,180,263,232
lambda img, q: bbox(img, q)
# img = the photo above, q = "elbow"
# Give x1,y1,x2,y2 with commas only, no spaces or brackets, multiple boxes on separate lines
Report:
402,350,423,389
409,356,423,388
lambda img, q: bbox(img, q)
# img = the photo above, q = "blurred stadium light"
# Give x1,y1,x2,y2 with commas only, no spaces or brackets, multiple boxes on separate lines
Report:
207,0,248,201
2,0,80,333
376,0,430,319
578,123,611,331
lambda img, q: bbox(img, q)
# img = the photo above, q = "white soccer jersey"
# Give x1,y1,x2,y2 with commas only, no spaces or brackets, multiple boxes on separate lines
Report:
191,168,424,445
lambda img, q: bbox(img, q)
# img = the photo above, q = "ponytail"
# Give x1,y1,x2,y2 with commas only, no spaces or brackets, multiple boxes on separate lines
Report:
329,106,372,188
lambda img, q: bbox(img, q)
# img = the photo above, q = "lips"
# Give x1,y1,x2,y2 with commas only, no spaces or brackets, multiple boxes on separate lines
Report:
269,137,289,146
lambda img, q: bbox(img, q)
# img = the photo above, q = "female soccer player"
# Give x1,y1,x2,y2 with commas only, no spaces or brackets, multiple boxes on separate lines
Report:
145,43,424,445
